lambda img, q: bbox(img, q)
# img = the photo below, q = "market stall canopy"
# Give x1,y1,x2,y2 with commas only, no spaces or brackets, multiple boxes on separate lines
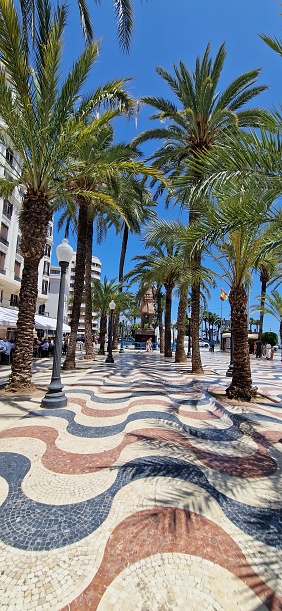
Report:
0,307,71,332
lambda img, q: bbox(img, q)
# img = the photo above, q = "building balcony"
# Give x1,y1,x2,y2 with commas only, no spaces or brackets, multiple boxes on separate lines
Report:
0,268,6,275
0,236,9,246
14,275,21,282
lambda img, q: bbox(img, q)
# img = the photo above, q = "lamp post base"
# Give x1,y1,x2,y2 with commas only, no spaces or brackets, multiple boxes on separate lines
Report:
41,390,68,409
105,354,115,363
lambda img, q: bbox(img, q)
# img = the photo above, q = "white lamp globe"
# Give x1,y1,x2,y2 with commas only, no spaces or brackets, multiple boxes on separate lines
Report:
56,238,73,264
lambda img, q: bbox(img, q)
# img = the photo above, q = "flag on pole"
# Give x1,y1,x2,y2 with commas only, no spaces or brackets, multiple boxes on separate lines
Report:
220,288,229,301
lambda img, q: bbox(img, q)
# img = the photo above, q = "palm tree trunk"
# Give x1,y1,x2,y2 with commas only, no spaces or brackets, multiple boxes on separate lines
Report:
119,224,128,284
226,285,256,401
9,191,50,391
259,269,269,336
191,276,203,373
112,224,128,351
84,215,94,360
175,289,188,363
164,284,173,357
99,313,107,355
156,285,164,354
63,198,87,369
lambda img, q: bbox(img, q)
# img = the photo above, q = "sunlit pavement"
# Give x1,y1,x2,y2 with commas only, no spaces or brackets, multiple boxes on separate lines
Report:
0,348,281,610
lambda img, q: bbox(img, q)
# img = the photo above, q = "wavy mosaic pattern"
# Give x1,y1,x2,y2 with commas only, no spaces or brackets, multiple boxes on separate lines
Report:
0,354,282,610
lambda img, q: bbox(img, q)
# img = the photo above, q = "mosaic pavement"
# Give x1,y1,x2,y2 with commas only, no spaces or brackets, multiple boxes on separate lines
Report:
0,350,282,610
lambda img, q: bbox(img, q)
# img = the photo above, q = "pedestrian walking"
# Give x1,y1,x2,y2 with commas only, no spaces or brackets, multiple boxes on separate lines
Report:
256,339,262,358
146,338,152,352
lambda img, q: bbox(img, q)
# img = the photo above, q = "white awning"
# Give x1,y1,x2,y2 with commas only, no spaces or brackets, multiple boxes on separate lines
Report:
35,314,71,333
0,307,18,326
0,307,71,332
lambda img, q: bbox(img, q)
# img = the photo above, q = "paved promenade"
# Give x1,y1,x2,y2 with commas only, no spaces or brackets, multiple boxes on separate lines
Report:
0,348,281,610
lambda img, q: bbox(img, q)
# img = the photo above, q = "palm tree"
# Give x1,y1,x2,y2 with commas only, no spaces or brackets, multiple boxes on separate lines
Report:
114,180,156,349
134,42,269,374
91,277,119,354
60,129,165,369
253,289,282,348
193,187,278,400
127,239,180,357
0,0,133,390
22,0,136,51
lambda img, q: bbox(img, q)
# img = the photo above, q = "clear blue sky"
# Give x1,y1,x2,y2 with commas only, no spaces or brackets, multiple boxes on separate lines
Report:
52,0,282,334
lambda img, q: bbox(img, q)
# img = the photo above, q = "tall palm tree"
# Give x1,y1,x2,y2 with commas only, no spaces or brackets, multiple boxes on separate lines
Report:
111,176,157,349
127,238,180,357
134,42,269,373
0,0,131,390
60,129,165,369
196,189,277,399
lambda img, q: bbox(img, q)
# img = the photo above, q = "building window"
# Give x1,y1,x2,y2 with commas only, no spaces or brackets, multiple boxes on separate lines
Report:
16,235,22,255
3,200,13,220
47,225,52,237
43,261,50,276
41,280,48,295
0,223,9,246
6,148,14,165
0,251,6,274
14,261,21,281
10,294,18,307
44,244,51,257
38,304,45,315
0,290,3,303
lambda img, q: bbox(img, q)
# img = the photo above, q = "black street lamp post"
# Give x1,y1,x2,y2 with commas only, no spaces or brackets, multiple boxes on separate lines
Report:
41,238,73,408
105,300,116,363
119,314,125,353
187,311,191,358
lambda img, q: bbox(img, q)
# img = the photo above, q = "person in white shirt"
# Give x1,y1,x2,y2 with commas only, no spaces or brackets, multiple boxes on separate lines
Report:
0,338,6,364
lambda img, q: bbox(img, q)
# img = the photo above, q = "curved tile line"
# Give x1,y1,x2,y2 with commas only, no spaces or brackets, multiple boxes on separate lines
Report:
64,508,281,611
69,397,174,419
67,399,229,429
0,425,276,478
69,387,282,426
64,387,213,407
2,434,279,509
23,408,239,441
0,452,281,551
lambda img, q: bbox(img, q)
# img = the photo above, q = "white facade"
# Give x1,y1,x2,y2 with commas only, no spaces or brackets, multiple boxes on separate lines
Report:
47,265,70,323
0,142,53,314
66,253,101,334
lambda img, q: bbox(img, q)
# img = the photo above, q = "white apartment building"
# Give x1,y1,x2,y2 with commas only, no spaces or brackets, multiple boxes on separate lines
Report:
66,252,101,335
47,265,70,324
0,142,53,315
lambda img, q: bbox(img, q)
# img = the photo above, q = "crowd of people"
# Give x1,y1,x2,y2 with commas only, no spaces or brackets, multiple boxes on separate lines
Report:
32,334,70,358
